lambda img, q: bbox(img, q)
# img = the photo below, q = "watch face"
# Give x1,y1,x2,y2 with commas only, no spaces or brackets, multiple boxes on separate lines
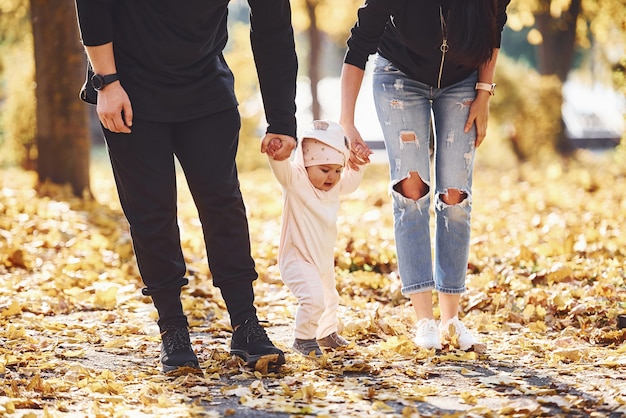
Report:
91,74,105,90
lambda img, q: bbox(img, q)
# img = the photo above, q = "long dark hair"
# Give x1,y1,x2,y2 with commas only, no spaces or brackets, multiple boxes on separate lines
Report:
446,0,498,68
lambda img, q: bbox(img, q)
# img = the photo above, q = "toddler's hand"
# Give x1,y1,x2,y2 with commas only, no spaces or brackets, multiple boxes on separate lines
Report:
352,142,372,161
266,137,283,158
343,124,371,170
261,133,296,160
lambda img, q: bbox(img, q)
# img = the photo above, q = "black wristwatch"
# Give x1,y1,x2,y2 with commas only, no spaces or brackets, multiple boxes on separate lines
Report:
91,73,119,91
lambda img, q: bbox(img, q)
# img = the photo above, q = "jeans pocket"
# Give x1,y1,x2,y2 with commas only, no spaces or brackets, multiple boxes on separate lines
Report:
373,55,402,75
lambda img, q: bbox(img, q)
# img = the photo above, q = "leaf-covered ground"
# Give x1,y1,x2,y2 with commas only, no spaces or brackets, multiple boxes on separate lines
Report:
0,147,624,417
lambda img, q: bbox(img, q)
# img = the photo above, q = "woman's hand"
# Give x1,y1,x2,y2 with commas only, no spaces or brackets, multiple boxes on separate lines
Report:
464,92,490,147
343,124,372,170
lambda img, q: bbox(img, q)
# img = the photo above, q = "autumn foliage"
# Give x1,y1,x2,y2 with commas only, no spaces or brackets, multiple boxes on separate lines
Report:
0,149,624,416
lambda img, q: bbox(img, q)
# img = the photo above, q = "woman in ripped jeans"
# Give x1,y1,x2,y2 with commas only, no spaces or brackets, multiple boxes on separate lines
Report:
340,0,511,351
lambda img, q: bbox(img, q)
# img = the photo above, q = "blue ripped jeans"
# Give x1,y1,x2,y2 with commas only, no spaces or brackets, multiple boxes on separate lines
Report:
372,55,478,295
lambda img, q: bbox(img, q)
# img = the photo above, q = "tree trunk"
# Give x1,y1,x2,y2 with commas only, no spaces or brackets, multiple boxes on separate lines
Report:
306,0,322,120
534,0,582,157
535,0,582,82
30,0,92,197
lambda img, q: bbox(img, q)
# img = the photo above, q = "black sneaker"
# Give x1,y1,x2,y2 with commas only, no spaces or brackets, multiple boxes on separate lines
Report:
230,317,285,368
160,324,200,373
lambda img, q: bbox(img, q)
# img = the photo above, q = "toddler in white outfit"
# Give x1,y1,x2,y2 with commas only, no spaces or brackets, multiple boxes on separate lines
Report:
265,120,368,356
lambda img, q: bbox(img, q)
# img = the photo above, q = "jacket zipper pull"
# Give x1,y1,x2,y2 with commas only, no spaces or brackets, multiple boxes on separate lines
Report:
438,5,449,89
438,38,448,89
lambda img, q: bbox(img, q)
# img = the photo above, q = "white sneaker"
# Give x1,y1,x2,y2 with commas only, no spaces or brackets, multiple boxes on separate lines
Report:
413,318,442,350
439,317,478,351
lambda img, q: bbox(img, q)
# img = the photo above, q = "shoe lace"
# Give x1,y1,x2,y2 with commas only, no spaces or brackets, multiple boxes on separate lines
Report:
416,319,436,337
240,318,270,343
162,325,191,353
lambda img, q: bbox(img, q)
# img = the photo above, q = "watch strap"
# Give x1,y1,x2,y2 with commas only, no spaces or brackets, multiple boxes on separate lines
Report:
92,73,119,90
100,73,119,85
475,82,496,96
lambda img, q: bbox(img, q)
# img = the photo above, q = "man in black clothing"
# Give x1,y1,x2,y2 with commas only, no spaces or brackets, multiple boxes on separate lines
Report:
74,0,298,372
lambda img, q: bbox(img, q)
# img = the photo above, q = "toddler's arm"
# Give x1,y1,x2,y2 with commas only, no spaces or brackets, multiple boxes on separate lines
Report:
339,162,367,195
263,136,294,186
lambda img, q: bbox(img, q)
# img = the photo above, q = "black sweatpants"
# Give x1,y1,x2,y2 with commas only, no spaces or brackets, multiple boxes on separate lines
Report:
102,107,257,329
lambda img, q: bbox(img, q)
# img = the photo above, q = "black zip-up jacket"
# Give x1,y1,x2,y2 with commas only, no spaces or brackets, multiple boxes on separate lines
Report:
345,0,511,89
75,0,298,138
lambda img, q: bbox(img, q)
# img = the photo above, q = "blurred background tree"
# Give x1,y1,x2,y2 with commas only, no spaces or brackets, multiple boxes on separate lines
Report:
611,56,626,162
507,0,626,81
228,0,361,169
0,0,90,196
503,0,626,158
30,0,91,197
0,0,34,169
290,0,362,120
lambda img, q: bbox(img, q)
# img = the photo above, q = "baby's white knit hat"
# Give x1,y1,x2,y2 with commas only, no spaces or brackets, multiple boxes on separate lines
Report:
301,120,350,167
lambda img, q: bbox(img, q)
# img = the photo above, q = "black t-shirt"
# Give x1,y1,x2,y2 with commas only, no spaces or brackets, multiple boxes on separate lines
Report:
75,0,297,138
345,0,511,88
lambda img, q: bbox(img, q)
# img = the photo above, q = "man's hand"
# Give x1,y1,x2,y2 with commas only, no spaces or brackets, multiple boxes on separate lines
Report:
261,133,296,160
96,82,133,133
